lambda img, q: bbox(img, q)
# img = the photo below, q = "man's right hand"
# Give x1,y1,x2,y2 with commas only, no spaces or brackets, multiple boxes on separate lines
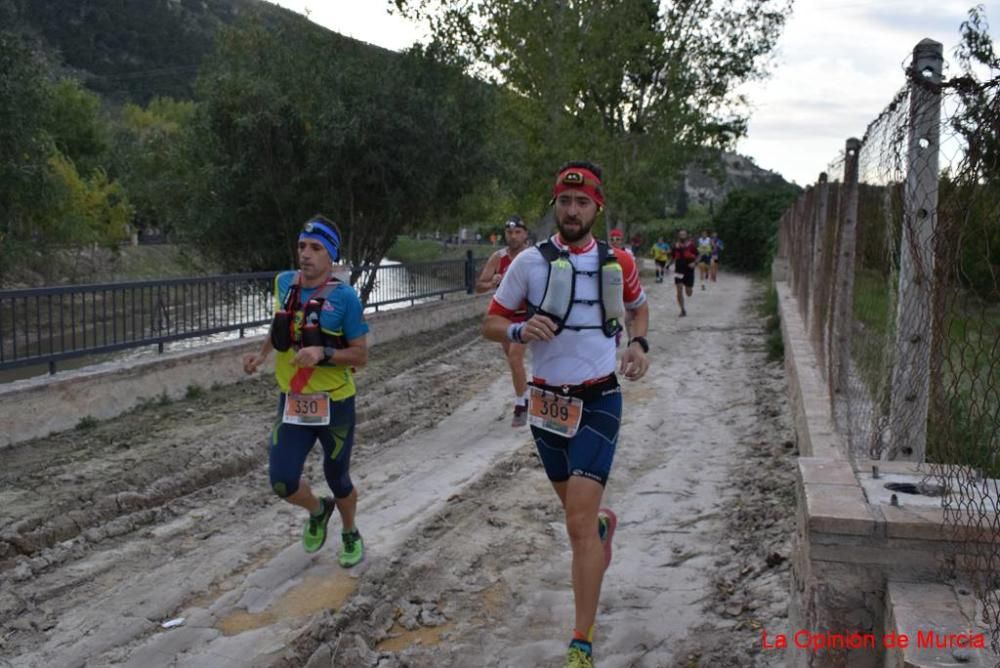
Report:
243,353,266,375
520,314,558,342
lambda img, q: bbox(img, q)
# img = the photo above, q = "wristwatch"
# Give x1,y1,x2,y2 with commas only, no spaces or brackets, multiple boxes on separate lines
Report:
628,336,649,353
321,346,336,364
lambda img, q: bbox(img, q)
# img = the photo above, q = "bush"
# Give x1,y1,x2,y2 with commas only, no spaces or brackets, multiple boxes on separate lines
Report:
76,415,99,430
711,183,800,273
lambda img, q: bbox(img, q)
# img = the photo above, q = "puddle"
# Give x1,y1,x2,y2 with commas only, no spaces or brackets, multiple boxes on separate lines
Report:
376,621,455,652
216,572,358,636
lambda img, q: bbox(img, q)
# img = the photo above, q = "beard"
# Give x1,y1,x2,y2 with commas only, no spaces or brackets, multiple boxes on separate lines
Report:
555,213,596,243
506,236,526,251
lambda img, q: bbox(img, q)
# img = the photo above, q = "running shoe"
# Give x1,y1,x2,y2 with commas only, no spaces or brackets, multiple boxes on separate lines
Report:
511,402,528,428
566,644,594,668
597,508,618,569
303,497,335,553
339,529,364,567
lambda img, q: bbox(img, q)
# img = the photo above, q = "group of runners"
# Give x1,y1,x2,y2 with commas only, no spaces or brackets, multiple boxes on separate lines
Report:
243,160,733,667
650,229,724,317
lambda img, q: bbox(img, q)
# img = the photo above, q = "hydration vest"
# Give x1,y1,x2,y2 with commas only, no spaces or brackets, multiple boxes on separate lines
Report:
270,272,348,363
527,240,626,338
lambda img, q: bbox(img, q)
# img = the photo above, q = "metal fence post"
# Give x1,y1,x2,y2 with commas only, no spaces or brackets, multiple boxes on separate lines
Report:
888,38,943,461
831,138,861,398
465,250,476,294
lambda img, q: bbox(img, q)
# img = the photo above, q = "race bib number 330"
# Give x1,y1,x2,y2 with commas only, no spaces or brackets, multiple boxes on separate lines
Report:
528,386,583,438
283,393,330,425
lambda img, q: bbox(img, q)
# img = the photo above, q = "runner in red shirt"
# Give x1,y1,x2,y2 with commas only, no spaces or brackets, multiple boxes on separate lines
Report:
669,228,698,317
475,215,531,426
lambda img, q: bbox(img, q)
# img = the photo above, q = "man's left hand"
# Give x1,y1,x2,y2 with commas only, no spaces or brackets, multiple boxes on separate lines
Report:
292,346,325,368
619,344,649,381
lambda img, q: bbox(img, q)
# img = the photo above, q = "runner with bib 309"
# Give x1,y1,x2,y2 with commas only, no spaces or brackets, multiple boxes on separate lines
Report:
242,215,369,568
482,161,650,668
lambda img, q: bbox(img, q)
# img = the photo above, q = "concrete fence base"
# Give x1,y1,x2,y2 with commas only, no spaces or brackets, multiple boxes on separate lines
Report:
775,269,998,667
0,293,490,449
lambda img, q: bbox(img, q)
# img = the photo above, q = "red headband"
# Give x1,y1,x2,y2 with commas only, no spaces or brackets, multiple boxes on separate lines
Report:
552,167,604,208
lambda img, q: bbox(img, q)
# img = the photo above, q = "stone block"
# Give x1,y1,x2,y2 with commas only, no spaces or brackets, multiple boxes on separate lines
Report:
799,458,858,486
804,482,874,536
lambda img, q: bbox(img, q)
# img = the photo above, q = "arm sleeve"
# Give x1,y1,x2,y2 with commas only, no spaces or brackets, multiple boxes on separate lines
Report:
321,285,369,341
274,271,294,312
340,287,370,341
614,248,647,310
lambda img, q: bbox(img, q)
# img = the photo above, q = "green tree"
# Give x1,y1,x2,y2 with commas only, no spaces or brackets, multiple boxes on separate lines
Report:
47,78,111,175
183,19,496,303
44,154,132,248
0,31,53,274
113,96,196,236
394,0,792,231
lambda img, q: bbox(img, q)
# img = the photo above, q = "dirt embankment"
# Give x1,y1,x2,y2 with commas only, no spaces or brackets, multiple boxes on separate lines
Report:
1,273,796,668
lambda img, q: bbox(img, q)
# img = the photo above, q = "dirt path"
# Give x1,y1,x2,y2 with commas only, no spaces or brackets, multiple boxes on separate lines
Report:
0,273,796,668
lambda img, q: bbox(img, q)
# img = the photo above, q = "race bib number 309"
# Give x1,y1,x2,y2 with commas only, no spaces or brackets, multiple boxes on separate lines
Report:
528,386,583,438
283,393,330,425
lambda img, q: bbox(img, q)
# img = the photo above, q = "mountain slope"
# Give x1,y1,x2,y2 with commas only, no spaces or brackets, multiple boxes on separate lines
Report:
3,0,326,102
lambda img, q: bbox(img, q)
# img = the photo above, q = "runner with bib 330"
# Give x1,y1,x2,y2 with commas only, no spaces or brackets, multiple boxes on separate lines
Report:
482,161,650,668
242,215,368,568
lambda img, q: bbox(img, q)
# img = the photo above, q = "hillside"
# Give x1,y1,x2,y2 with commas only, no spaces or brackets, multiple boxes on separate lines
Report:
0,0,371,102
683,151,789,209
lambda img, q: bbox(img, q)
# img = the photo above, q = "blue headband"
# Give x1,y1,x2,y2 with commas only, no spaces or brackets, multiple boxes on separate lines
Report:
299,220,340,261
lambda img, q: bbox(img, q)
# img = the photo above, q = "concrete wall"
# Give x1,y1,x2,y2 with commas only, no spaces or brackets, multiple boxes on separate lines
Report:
0,293,490,449
775,277,996,668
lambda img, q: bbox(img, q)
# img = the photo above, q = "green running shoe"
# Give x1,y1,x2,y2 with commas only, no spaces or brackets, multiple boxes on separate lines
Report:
339,529,364,568
302,497,335,553
566,644,594,668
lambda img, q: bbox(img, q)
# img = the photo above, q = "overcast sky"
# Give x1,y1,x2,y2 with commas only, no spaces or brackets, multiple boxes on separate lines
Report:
264,0,992,185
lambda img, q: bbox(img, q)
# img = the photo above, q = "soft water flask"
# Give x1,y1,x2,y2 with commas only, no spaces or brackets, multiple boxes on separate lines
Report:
602,261,626,322
539,256,574,321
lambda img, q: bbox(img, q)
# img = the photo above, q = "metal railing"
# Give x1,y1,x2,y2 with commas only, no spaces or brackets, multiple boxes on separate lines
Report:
0,255,484,374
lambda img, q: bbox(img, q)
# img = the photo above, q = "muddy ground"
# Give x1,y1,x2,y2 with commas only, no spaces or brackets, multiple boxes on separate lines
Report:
0,273,797,668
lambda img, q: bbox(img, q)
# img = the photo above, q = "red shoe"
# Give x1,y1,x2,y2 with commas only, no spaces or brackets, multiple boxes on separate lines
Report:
511,402,528,427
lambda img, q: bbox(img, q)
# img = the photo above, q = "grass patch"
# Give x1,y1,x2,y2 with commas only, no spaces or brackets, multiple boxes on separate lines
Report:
185,384,206,400
849,267,999,471
75,415,99,431
760,281,783,363
386,236,494,264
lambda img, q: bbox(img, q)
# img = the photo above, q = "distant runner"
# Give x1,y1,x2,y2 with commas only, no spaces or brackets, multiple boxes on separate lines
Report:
483,161,650,668
697,229,713,290
710,231,724,283
609,228,632,257
669,229,698,317
651,236,670,284
476,215,531,426
242,215,368,567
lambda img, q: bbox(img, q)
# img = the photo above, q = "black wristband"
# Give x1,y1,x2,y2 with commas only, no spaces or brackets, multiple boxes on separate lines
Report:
628,336,649,353
321,346,335,364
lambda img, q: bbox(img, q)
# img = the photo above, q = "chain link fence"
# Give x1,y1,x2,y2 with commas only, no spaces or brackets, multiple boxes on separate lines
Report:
777,34,1000,657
